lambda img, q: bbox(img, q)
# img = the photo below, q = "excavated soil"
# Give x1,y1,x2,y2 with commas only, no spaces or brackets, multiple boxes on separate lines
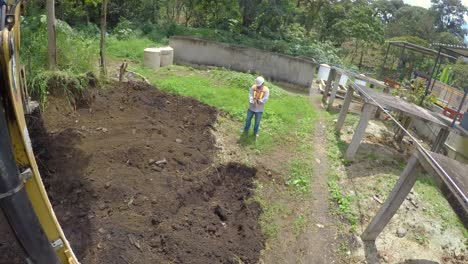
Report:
0,82,264,264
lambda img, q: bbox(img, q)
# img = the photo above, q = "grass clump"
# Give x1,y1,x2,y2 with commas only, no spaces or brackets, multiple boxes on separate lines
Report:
21,15,97,103
30,70,97,106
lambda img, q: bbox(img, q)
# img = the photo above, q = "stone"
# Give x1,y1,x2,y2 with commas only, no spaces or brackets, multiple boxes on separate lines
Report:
149,159,155,164
396,227,407,238
155,158,168,165
98,228,106,234
176,138,183,144
98,203,108,210
102,128,108,133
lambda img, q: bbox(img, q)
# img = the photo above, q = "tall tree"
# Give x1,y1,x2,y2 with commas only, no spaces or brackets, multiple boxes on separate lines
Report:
372,0,405,24
46,0,57,70
430,0,468,39
332,6,384,68
386,6,436,41
100,0,108,76
239,0,261,30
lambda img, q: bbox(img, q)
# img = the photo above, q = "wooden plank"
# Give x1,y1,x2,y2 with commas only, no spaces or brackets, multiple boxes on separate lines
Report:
361,152,420,241
417,148,468,215
345,103,376,159
327,73,342,111
336,86,354,133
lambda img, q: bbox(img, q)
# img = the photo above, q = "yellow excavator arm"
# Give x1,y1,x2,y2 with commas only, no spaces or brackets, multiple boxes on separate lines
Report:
0,1,78,263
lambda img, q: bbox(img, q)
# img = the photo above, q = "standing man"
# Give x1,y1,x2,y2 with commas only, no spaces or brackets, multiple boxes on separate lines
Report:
243,76,269,138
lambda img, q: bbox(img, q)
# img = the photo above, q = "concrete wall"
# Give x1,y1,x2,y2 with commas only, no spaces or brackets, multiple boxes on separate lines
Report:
169,36,317,88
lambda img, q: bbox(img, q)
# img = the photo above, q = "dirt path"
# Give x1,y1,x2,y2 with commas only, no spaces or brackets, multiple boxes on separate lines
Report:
303,94,342,263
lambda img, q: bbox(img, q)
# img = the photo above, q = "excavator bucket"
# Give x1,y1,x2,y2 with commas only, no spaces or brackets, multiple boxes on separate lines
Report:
0,1,79,263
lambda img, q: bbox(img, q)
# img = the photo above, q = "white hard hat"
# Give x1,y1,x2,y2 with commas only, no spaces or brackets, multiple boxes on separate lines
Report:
255,76,265,86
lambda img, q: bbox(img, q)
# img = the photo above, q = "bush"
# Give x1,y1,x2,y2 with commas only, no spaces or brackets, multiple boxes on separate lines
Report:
21,14,98,101
112,18,138,40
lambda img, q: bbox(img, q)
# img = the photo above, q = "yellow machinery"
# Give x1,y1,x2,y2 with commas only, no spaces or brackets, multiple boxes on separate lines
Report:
0,1,78,263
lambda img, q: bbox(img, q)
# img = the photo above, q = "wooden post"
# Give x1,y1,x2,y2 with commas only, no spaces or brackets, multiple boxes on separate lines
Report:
431,127,450,153
327,72,342,111
309,64,317,96
100,0,109,76
345,103,376,159
361,152,420,241
336,86,353,133
322,68,336,105
119,60,128,82
46,0,57,70
394,116,411,144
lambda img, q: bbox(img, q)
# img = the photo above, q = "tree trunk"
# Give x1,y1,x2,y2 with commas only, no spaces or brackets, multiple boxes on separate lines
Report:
100,0,108,76
46,0,57,70
358,48,365,70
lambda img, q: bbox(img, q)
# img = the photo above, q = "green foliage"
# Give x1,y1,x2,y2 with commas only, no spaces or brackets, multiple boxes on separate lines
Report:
112,18,139,40
430,0,468,39
20,14,98,100
386,6,436,40
286,159,312,195
388,36,429,47
107,37,161,61
324,121,358,233
439,66,453,85
29,70,93,105
451,60,468,91
391,78,437,106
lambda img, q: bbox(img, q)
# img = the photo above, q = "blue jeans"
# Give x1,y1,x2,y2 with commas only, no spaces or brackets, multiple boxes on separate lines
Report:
244,109,263,135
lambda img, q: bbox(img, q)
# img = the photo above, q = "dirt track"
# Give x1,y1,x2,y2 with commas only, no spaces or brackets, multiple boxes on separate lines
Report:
0,82,264,264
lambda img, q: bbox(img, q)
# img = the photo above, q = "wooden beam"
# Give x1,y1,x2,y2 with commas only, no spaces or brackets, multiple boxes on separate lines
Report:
431,127,449,153
361,152,420,241
322,68,336,105
345,103,376,159
327,73,342,111
336,86,353,133
394,116,412,144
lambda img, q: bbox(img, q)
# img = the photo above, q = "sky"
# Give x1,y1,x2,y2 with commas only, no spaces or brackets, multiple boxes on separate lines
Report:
404,0,468,9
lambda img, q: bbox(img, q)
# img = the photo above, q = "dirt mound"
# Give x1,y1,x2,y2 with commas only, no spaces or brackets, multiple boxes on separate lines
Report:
0,81,264,264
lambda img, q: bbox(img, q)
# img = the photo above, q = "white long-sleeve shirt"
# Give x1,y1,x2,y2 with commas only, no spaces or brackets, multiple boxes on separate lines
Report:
248,85,269,112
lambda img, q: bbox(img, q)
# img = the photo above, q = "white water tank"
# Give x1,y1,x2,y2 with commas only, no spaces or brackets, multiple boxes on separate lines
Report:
144,48,161,69
339,74,349,86
317,64,331,81
160,46,174,67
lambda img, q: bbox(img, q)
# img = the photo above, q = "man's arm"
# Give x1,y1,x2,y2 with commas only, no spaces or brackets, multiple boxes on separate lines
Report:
249,86,254,104
258,89,269,104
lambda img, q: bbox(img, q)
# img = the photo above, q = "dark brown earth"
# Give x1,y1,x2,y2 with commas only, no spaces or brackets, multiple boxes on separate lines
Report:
0,81,264,264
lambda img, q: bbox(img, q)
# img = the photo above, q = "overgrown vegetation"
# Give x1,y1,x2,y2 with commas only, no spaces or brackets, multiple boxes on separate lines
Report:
21,14,98,102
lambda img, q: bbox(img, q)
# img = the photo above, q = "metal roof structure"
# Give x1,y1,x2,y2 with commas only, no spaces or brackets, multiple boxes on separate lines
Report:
431,43,468,58
387,41,457,60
